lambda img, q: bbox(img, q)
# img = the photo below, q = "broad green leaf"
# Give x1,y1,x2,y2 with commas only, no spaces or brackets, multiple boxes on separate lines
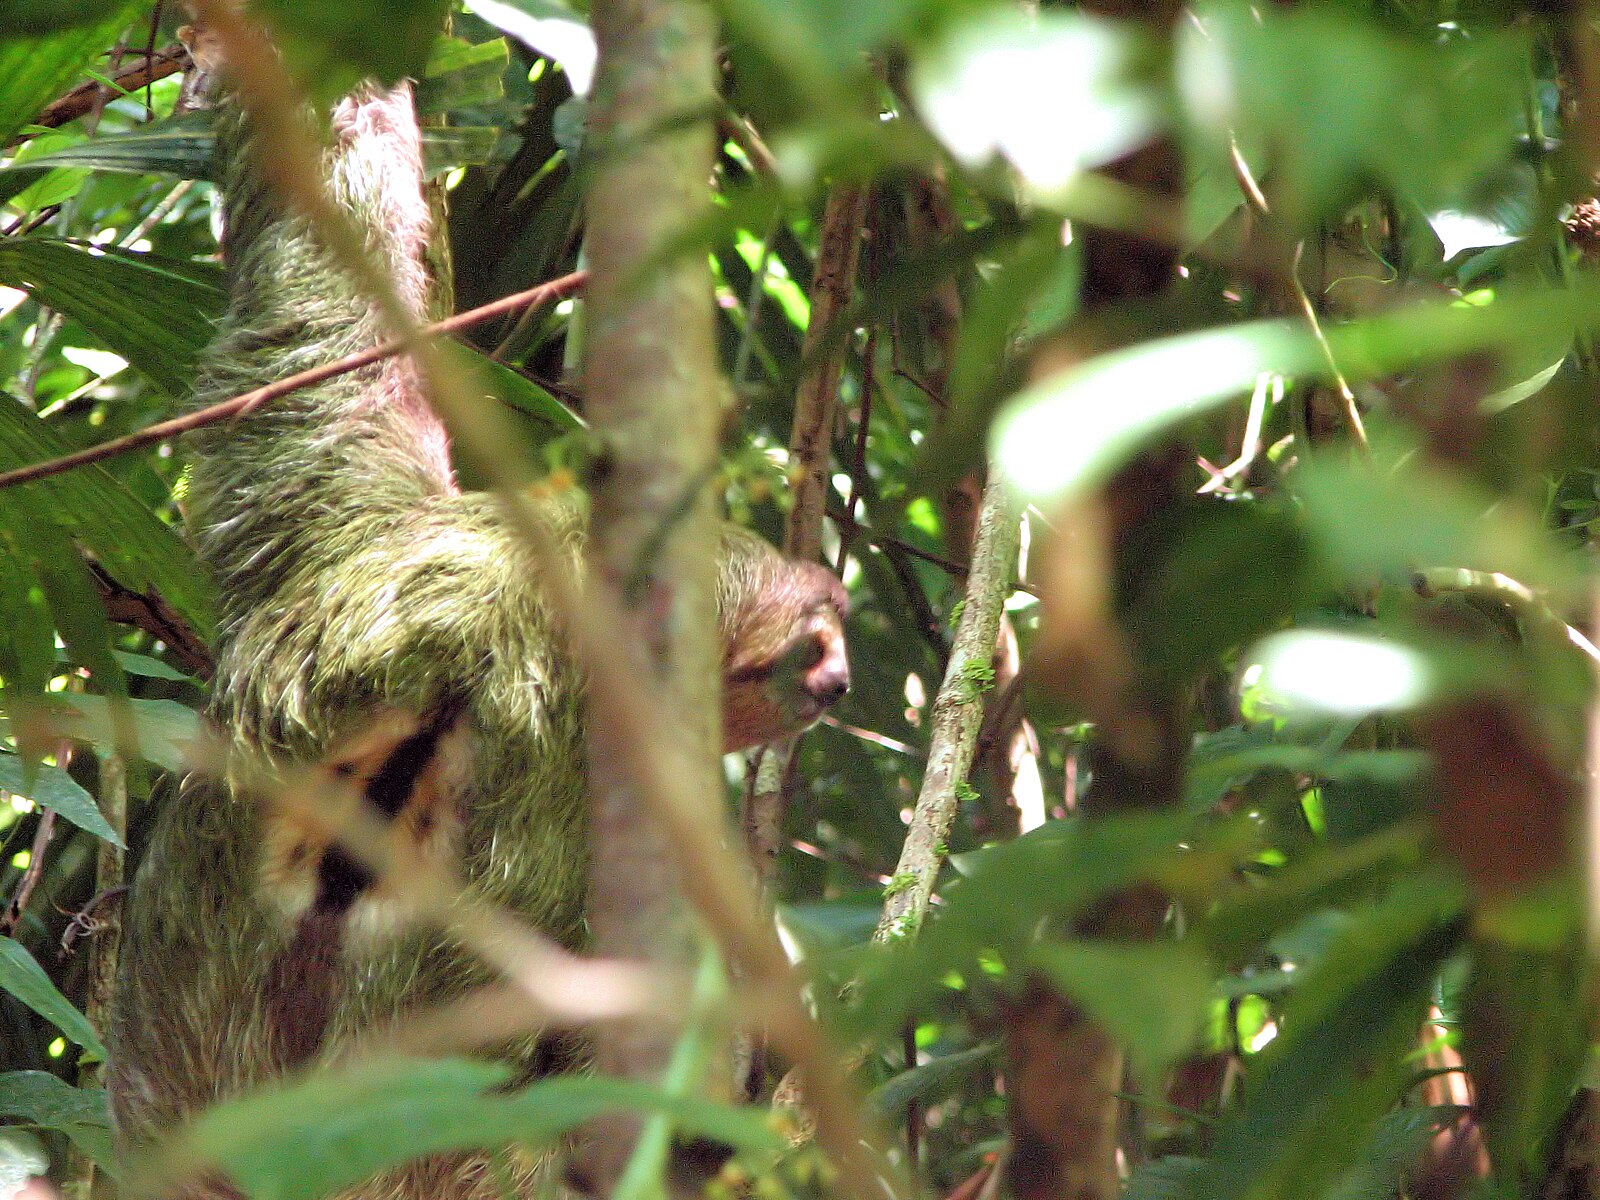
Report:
0,1,127,37
0,392,214,641
1328,1105,1466,1200
0,548,54,699
1186,725,1426,812
1122,500,1314,686
993,280,1600,508
254,0,452,93
36,695,199,773
464,0,595,96
0,752,119,844
1294,447,1586,603
0,113,217,182
8,515,128,697
870,1043,995,1118
1029,940,1213,1083
715,0,933,110
1461,940,1588,1187
0,1072,115,1172
0,938,104,1061
0,112,495,184
1179,8,1525,230
0,3,140,147
56,648,197,685
167,1056,780,1200
1196,876,1467,1199
416,35,511,113
448,344,583,433
421,126,500,177
850,814,1250,1033
909,225,1066,504
1201,828,1427,960
0,239,224,397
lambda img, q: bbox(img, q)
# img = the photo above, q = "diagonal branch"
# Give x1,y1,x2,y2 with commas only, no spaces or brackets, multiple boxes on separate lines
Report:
0,271,587,491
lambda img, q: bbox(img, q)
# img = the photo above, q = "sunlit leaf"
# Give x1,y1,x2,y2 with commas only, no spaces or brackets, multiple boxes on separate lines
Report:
1294,446,1585,602
33,695,200,773
992,280,1600,507
0,393,214,641
0,239,224,397
0,113,496,185
464,0,596,96
416,34,510,112
0,2,140,147
1241,630,1435,718
0,938,104,1061
0,752,119,844
913,10,1160,203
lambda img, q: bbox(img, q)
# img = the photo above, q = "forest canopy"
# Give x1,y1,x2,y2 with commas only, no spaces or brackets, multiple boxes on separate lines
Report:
1,1,1600,1199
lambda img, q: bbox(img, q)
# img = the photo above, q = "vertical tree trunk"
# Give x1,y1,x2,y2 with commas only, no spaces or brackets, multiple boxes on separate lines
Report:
577,0,724,1192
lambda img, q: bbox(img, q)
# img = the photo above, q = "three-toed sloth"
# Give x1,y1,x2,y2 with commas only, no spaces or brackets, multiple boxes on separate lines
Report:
107,49,847,1200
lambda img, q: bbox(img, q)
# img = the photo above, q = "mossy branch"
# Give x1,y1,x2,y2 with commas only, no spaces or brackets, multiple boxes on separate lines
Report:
875,471,1020,944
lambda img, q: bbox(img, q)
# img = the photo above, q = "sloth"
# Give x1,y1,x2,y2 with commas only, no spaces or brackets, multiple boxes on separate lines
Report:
106,49,847,1200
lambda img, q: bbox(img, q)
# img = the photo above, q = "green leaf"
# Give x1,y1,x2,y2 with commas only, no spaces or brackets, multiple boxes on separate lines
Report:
0,1073,115,1172
0,392,214,641
1196,876,1467,1199
870,1043,995,1119
0,752,119,844
851,814,1249,1034
1186,724,1427,812
715,0,931,109
0,2,140,146
420,126,501,177
0,938,104,1061
1029,940,1213,1083
0,113,218,182
0,110,493,185
0,549,55,700
168,1056,780,1200
448,344,583,433
992,280,1600,508
1122,500,1314,687
254,0,453,92
36,695,199,773
1179,9,1526,229
0,239,225,397
1328,1105,1465,1200
8,515,127,697
1295,444,1586,604
56,648,197,685
416,34,511,113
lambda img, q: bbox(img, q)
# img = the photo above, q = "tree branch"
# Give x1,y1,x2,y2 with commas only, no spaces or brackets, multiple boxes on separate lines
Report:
875,471,1019,943
0,271,587,491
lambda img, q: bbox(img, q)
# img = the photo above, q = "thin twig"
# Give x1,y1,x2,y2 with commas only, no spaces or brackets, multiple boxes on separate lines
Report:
0,810,56,935
1228,138,1368,451
0,271,587,490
